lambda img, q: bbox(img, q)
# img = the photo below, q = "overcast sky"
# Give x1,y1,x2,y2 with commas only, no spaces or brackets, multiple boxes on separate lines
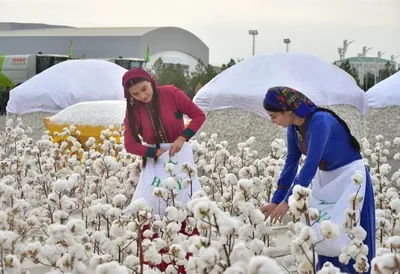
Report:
1,0,399,65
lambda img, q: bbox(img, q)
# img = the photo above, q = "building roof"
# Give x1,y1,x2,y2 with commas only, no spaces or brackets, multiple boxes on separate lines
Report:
0,22,71,31
345,56,394,63
0,26,160,37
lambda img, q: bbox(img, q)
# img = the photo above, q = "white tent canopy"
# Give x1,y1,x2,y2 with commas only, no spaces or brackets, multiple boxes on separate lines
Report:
366,71,400,108
193,53,368,117
7,59,127,115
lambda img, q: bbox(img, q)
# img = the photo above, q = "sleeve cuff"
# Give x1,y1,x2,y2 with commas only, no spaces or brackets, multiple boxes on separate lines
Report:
145,147,157,158
271,189,287,204
182,128,195,140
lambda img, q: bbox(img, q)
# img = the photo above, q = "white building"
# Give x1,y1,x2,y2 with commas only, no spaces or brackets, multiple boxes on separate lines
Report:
334,56,398,84
0,23,209,73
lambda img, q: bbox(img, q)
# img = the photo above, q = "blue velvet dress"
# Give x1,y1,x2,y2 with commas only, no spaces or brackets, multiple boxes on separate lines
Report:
271,111,376,274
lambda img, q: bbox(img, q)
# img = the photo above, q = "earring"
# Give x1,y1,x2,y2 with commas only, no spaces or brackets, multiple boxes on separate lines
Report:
130,97,134,106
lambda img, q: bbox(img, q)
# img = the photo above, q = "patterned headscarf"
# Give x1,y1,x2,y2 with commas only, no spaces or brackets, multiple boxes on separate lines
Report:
122,68,158,98
264,86,317,118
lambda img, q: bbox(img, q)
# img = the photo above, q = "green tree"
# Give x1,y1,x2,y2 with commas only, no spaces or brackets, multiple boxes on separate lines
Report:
221,58,237,71
188,59,218,90
159,63,189,91
379,61,396,81
151,57,189,91
363,72,375,91
337,60,360,85
152,57,165,80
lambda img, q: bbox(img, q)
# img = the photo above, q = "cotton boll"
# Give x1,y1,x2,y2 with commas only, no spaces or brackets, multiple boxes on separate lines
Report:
307,208,320,222
53,179,68,193
56,253,73,273
351,226,367,241
123,255,139,268
348,193,364,210
389,199,400,214
162,177,178,190
351,170,364,185
380,163,391,176
169,244,187,260
95,261,129,274
197,246,220,268
362,140,370,150
338,253,351,265
316,262,341,274
320,221,340,240
237,179,253,195
249,209,266,224
248,238,266,254
66,219,86,235
3,255,21,274
112,194,127,208
371,253,400,274
387,236,400,249
164,163,175,173
224,261,247,274
299,226,318,244
247,255,284,274
110,221,126,238
353,254,369,273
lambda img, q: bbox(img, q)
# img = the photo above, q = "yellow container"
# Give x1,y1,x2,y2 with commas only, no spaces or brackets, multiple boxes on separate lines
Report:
43,117,192,150
43,117,122,150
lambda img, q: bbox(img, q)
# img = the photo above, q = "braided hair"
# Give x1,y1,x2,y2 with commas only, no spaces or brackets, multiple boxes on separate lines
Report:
125,78,164,168
314,107,361,152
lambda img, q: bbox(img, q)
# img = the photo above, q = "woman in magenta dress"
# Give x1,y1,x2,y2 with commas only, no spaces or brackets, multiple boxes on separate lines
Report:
122,68,205,272
260,86,375,274
123,68,205,161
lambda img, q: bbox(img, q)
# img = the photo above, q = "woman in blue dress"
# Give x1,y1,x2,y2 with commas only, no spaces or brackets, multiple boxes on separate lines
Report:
260,86,375,273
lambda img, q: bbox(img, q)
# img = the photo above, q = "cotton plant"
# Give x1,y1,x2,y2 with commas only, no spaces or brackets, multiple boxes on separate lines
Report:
0,120,137,272
183,194,240,273
194,134,284,211
338,171,370,273
369,235,400,274
150,161,198,209
285,185,344,274
362,136,400,247
362,136,395,210
24,220,89,274
0,118,350,274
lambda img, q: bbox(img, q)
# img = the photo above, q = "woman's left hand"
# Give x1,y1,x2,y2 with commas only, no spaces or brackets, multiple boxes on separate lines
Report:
269,201,289,224
169,136,186,157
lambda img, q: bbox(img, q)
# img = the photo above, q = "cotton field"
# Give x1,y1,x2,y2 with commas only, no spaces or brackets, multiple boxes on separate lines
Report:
0,118,399,274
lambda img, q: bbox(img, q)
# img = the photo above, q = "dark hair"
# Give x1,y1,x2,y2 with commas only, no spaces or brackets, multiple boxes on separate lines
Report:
125,78,163,168
315,107,361,152
263,101,284,113
263,103,361,152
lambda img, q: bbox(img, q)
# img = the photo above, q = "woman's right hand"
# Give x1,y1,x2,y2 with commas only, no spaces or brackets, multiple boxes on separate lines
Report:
260,203,277,219
156,149,167,157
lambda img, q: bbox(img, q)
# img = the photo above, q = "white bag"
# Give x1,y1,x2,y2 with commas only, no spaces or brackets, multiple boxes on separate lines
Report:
309,159,366,257
126,142,201,217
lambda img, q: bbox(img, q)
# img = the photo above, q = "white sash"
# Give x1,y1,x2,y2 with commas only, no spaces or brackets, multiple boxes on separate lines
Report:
309,159,366,257
124,142,201,217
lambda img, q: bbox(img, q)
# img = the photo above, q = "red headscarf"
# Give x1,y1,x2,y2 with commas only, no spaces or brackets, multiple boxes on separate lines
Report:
122,68,158,98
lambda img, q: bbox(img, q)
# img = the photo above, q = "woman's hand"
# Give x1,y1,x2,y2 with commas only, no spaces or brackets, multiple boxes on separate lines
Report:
269,201,289,224
260,203,277,219
169,136,186,157
156,149,167,157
